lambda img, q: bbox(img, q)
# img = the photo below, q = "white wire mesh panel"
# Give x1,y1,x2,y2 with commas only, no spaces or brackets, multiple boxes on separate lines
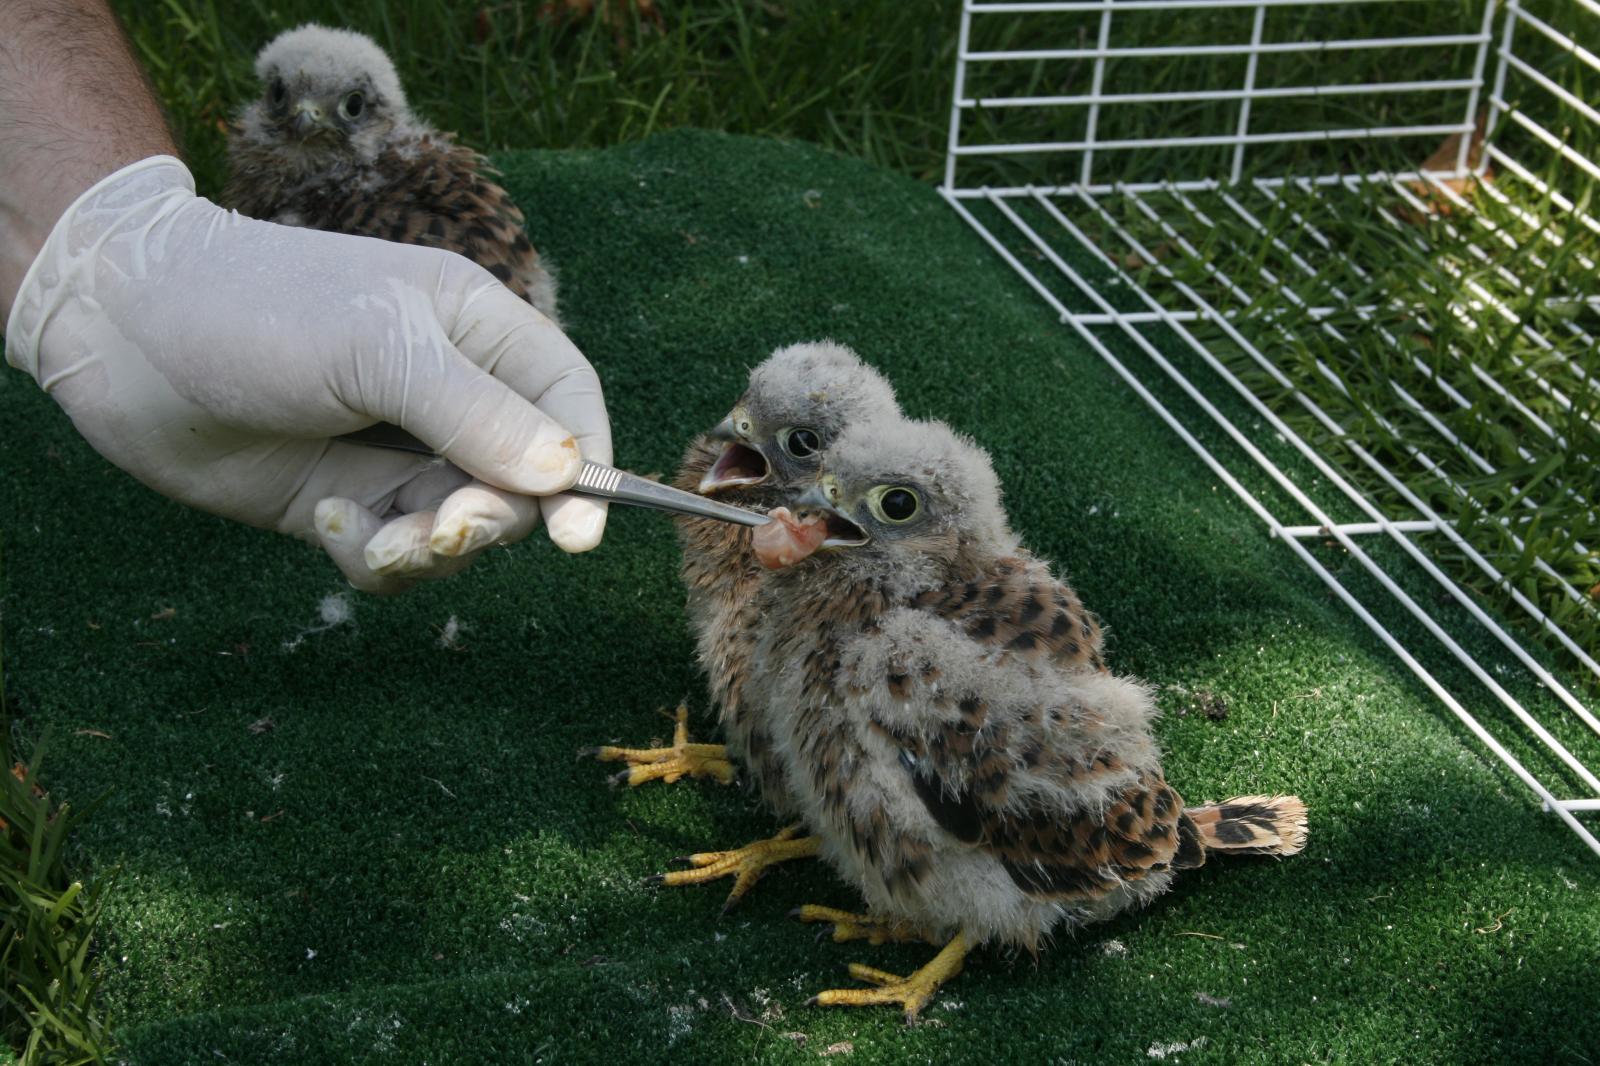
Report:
942,0,1600,855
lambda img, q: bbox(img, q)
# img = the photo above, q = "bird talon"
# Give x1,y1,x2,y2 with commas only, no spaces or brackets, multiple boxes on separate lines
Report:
584,703,735,788
792,904,926,945
804,932,968,1020
645,826,820,909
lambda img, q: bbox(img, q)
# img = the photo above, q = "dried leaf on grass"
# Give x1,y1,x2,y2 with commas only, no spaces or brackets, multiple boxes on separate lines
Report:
1403,114,1494,219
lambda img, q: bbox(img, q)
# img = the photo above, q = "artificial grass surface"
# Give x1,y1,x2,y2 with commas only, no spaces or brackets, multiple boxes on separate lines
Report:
2,129,1597,1064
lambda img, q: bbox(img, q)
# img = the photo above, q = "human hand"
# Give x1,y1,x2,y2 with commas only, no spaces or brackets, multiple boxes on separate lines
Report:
5,156,610,592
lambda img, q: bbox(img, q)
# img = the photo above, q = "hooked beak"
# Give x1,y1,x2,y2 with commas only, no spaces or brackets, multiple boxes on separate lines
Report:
698,413,770,493
290,101,332,138
794,480,869,547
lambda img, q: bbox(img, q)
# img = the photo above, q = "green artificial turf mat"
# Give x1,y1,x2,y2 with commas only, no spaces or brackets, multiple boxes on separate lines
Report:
2,129,1598,1064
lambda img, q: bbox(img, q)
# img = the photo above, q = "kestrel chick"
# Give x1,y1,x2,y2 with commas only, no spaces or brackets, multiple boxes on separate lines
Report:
226,24,559,321
744,418,1306,1020
588,341,900,907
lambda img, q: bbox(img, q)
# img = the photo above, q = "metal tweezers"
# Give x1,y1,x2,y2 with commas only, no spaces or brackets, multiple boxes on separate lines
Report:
339,424,770,528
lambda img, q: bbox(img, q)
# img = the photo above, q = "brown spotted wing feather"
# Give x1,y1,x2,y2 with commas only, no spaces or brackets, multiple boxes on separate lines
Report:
857,557,1199,906
226,132,558,322
915,555,1107,673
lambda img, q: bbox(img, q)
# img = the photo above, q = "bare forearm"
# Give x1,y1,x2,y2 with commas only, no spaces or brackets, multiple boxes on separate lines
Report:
0,0,175,317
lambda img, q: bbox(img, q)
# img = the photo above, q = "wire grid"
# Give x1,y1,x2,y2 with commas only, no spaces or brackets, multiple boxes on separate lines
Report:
941,0,1600,855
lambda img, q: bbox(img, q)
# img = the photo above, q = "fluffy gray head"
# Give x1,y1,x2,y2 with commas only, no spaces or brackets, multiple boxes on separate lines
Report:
798,417,1017,594
237,25,420,167
699,341,901,497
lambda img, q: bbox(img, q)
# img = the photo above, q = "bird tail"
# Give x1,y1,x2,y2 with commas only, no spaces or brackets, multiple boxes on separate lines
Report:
1186,795,1307,856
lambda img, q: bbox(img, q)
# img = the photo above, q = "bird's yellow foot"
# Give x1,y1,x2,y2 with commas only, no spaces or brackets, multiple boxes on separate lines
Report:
807,931,969,1025
582,703,735,787
646,824,820,914
791,905,929,945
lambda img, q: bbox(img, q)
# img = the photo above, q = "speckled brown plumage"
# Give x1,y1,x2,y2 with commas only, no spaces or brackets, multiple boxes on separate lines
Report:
742,417,1306,1001
669,343,904,814
914,554,1108,673
226,25,558,321
673,435,795,815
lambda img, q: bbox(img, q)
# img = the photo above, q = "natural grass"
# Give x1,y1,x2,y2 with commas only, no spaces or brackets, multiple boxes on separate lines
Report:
0,639,116,1065
115,0,966,196
1026,153,1600,677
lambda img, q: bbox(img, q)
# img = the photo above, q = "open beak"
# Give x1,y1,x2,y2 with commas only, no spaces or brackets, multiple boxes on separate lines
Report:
697,416,770,493
793,482,869,547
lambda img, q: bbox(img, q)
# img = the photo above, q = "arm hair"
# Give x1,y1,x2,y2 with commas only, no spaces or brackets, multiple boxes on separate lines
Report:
0,0,177,316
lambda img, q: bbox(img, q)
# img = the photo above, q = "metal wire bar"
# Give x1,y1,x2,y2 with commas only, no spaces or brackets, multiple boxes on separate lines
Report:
1410,170,1600,365
968,0,1418,11
1056,305,1382,324
1079,3,1115,186
1230,4,1269,184
1498,50,1600,131
952,124,1469,157
1141,184,1586,490
961,80,1481,110
1279,521,1448,537
962,34,1487,62
1458,0,1498,172
1086,183,1600,709
1505,4,1600,75
1088,175,1600,661
943,5,976,192
1201,184,1579,455
943,0,1600,853
1193,182,1600,680
944,171,1430,196
1490,105,1600,185
940,188,1600,855
1273,183,1600,622
1484,146,1600,239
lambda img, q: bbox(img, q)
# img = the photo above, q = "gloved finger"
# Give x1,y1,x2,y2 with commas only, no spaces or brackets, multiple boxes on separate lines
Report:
540,493,608,554
314,497,413,595
282,440,446,540
446,276,613,482
393,459,472,515
363,511,472,581
344,317,583,497
429,479,542,558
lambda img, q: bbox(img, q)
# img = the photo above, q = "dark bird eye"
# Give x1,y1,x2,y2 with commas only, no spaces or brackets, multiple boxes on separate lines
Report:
782,427,821,459
268,78,287,108
877,487,920,523
339,91,366,120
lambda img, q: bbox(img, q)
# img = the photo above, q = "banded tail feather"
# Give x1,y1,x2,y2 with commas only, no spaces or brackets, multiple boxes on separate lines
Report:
1187,794,1307,857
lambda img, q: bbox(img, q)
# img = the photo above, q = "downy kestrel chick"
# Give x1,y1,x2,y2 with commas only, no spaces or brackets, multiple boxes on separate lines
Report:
588,341,901,907
744,418,1307,1020
226,24,560,321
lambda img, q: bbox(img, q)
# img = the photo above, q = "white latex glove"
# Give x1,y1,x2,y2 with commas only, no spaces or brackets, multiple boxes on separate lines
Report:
5,155,610,593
